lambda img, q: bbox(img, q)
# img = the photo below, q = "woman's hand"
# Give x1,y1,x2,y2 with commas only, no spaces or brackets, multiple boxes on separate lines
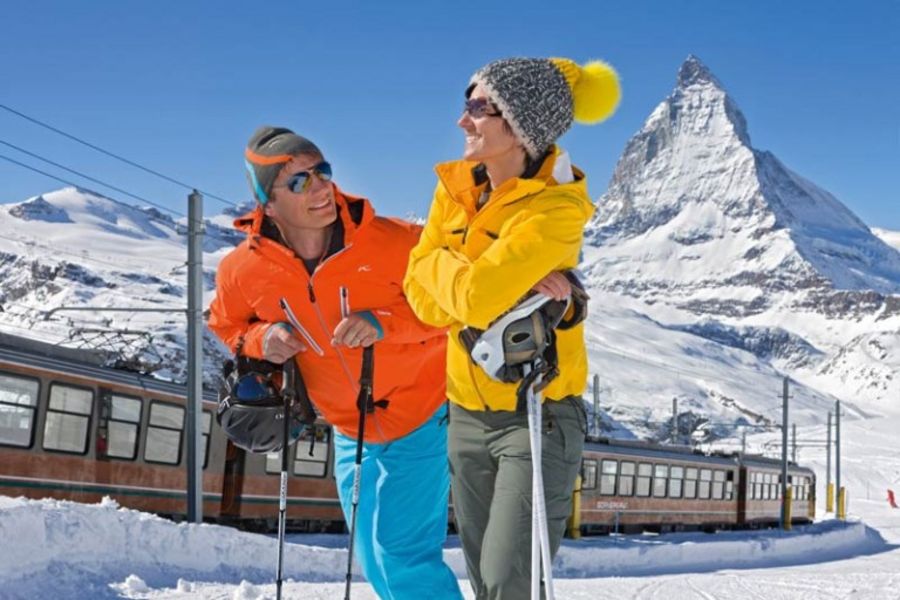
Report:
531,271,571,301
333,314,380,348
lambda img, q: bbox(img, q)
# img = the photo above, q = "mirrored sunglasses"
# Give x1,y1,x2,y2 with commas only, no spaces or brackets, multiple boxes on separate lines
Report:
233,372,279,402
275,161,333,194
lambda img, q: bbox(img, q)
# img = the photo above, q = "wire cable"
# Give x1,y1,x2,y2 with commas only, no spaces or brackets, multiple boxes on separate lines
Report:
0,138,185,219
0,151,186,219
0,103,238,208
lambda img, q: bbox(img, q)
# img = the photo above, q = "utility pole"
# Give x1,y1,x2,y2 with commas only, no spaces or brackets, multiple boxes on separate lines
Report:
792,423,797,463
672,397,678,444
836,399,842,518
186,190,204,523
780,377,789,529
592,374,600,438
741,429,747,454
826,411,832,512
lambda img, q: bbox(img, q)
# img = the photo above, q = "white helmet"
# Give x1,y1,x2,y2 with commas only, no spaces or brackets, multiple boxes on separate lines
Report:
469,293,571,383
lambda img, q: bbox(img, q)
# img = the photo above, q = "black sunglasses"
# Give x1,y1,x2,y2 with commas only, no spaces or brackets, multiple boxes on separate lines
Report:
464,98,502,119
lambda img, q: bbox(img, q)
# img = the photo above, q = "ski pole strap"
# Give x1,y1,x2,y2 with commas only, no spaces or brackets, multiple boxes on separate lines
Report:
515,358,559,412
284,359,317,425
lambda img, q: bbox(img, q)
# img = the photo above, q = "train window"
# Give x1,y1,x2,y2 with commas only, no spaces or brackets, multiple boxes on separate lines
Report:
581,459,598,490
265,425,331,477
582,459,598,490
684,467,698,499
43,384,93,454
600,460,617,496
725,471,734,500
636,462,652,497
107,395,142,460
202,410,212,469
712,470,726,500
144,402,184,465
653,464,668,498
293,426,330,477
0,372,40,448
669,466,684,498
618,461,635,496
698,469,712,500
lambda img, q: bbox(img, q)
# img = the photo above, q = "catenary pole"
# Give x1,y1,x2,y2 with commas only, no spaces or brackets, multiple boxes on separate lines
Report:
780,377,789,529
186,190,204,523
826,411,832,511
836,400,842,515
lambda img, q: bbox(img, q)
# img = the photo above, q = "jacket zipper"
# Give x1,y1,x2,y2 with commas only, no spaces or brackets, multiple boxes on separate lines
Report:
307,250,388,443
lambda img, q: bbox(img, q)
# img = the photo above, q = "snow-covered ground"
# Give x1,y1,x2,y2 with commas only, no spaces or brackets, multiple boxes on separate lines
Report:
2,415,898,599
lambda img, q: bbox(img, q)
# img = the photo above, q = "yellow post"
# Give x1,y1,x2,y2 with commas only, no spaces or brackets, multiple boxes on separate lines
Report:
838,487,847,520
783,486,793,531
567,474,582,539
826,482,834,513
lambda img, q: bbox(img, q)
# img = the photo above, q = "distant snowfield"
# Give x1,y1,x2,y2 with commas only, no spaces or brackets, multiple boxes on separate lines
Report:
873,227,900,252
2,415,899,599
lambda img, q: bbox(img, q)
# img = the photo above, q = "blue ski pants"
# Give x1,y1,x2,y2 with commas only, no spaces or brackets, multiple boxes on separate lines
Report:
334,404,462,600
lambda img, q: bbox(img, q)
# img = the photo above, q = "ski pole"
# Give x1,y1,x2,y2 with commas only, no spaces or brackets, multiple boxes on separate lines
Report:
276,359,298,600
524,363,556,600
344,344,374,600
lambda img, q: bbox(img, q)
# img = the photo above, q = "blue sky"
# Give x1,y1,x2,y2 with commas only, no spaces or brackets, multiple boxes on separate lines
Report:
2,1,898,228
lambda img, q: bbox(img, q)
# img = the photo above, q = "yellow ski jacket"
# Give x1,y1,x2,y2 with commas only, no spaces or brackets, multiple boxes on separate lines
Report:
403,146,595,411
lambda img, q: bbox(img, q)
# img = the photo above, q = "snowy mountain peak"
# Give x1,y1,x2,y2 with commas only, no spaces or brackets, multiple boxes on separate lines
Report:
582,57,899,413
676,54,722,89
7,194,72,223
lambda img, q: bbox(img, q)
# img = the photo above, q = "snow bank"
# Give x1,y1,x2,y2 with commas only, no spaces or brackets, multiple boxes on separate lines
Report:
0,494,892,600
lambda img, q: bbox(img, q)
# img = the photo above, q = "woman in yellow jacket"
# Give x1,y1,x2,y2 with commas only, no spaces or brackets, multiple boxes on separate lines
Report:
404,57,620,599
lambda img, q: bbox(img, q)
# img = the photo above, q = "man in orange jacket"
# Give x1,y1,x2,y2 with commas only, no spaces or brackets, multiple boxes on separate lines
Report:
208,126,461,600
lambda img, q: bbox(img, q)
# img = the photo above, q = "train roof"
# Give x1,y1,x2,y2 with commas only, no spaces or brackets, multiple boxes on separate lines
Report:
585,436,812,472
585,436,739,466
0,332,217,403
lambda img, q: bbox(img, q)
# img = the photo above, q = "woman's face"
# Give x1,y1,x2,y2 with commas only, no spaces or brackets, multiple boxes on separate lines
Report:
458,83,522,163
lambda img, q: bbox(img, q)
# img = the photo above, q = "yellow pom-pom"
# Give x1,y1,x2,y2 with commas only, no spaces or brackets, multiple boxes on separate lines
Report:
571,60,621,124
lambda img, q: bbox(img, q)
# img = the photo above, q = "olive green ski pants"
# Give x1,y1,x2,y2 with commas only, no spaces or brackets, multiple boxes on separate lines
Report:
448,397,586,600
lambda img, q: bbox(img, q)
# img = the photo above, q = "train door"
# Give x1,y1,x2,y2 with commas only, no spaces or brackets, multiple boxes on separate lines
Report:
736,466,749,525
221,440,246,518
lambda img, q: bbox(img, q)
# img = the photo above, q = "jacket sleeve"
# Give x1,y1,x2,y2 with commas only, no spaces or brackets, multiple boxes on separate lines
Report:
407,195,587,330
402,186,458,328
207,255,275,359
367,296,448,344
354,217,449,345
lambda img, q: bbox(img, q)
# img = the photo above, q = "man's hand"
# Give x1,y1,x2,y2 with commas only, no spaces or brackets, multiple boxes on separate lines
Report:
262,324,307,363
333,314,380,348
531,271,572,301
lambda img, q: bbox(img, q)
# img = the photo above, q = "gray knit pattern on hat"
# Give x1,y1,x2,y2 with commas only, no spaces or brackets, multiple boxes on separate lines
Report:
471,58,573,158
245,126,322,203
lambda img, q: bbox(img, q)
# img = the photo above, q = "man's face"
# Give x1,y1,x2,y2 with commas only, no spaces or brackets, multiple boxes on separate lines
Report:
264,153,337,231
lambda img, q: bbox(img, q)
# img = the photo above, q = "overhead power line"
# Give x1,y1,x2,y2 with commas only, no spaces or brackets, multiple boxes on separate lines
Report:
0,138,185,219
0,102,238,208
0,152,186,219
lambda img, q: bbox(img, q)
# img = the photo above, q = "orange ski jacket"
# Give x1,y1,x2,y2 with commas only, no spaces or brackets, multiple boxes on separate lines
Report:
208,187,447,443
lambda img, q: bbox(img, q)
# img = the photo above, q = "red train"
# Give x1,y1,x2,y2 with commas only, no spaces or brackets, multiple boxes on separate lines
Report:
0,333,814,535
576,438,815,535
